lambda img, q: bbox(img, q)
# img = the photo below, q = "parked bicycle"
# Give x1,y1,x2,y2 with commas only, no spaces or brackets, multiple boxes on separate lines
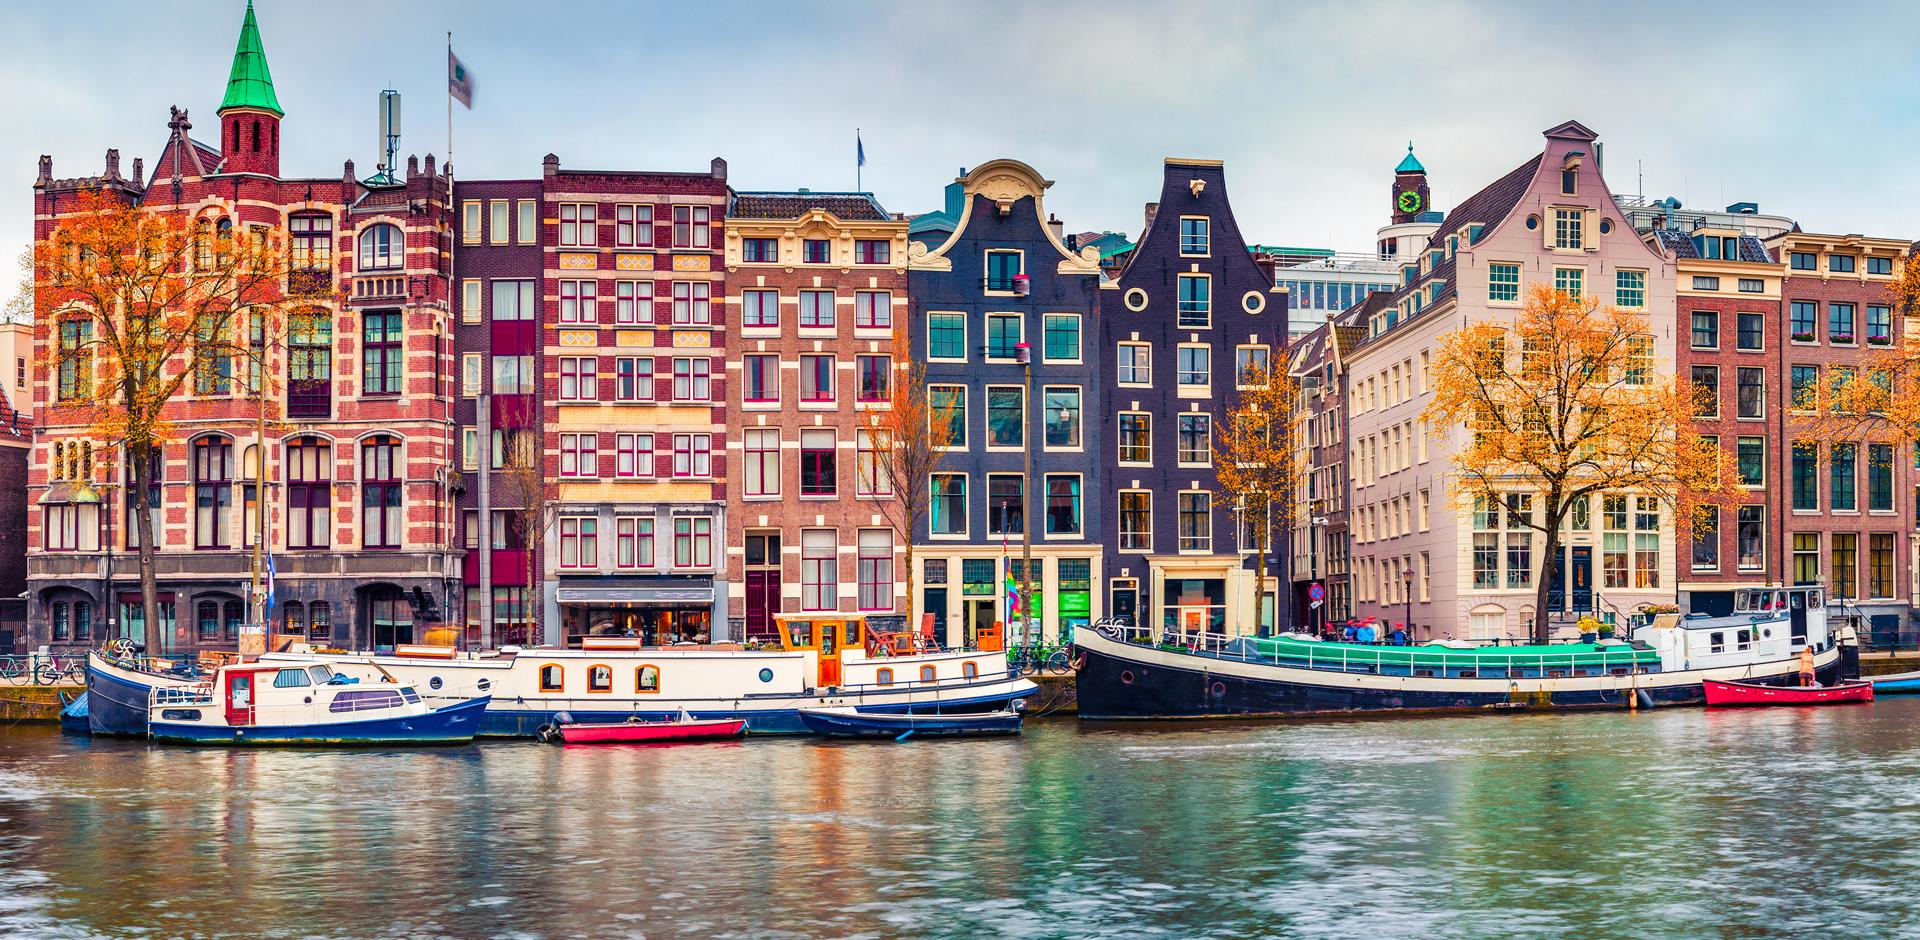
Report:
1007,628,1078,677
0,653,85,685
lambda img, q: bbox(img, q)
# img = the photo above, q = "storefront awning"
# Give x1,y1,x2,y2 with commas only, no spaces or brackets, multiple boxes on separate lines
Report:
557,585,714,604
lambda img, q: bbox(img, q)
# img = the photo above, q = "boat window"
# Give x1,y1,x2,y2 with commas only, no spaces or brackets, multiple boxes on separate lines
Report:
1709,632,1726,654
920,665,936,683
329,689,404,712
962,660,979,679
1610,667,1630,677
539,664,564,692
588,664,613,693
1736,630,1752,651
637,665,660,693
400,688,421,704
788,622,810,649
876,668,894,686
306,665,335,684
1413,668,1435,678
844,623,861,647
272,668,312,688
160,709,203,721
1456,669,1477,679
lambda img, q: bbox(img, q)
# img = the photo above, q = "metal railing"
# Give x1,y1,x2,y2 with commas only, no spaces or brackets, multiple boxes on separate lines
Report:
1103,624,1654,677
0,654,85,686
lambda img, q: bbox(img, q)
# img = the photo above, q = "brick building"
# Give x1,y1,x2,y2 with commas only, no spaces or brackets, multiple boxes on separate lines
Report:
721,191,910,638
538,156,732,645
27,2,460,654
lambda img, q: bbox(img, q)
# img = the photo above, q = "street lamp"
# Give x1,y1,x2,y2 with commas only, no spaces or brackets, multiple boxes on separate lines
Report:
1402,566,1415,643
1016,340,1034,646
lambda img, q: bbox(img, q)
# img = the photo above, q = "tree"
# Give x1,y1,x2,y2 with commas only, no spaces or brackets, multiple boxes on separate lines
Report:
1214,364,1305,637
1424,285,1740,642
493,428,554,646
1818,251,1920,441
32,189,291,655
857,325,958,640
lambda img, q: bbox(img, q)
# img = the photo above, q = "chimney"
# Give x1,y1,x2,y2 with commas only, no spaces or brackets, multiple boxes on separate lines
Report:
1144,202,1159,230
710,157,727,180
1048,213,1065,243
343,159,356,190
1253,253,1278,285
543,153,560,180
104,148,121,180
423,153,436,178
131,157,143,184
36,155,51,185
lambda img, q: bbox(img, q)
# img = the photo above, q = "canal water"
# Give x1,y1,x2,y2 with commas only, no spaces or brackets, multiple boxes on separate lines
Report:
3,700,1917,939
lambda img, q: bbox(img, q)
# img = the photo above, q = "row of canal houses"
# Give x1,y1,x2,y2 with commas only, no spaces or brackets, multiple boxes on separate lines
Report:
20,4,1290,654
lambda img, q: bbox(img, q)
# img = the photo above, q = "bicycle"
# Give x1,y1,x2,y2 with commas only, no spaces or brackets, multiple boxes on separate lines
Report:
1007,636,1077,676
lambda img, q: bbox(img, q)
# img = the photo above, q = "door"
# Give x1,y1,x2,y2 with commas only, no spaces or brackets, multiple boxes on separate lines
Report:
1546,549,1567,612
745,570,778,642
225,672,255,726
1110,580,1138,628
922,588,948,645
815,619,842,687
1570,547,1594,613
965,600,995,648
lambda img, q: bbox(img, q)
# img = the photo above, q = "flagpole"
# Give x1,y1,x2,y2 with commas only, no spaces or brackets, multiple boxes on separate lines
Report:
856,128,862,193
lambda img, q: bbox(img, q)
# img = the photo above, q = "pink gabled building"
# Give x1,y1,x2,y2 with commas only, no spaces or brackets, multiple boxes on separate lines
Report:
1343,121,1678,640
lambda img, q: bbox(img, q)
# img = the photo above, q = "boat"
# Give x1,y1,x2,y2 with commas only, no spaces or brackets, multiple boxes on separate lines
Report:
541,710,747,745
146,661,490,746
797,706,1023,739
1867,670,1920,694
261,612,1036,737
1075,586,1845,719
1704,678,1874,707
85,646,207,736
58,690,90,734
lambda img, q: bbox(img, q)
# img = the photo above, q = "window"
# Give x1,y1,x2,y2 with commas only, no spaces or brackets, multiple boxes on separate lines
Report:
855,430,889,497
492,279,535,321
615,432,653,479
559,357,598,402
743,354,778,404
671,281,711,326
742,289,779,328
1832,533,1858,599
357,223,401,270
517,200,537,244
801,529,837,610
1553,208,1584,249
930,474,967,536
1870,443,1894,511
1042,313,1080,362
987,474,1024,536
559,203,597,247
1615,269,1645,308
741,429,780,497
1177,413,1211,465
361,311,402,395
615,517,654,569
1179,217,1210,255
191,313,232,396
986,313,1022,359
1117,412,1151,464
1691,366,1719,417
857,530,894,610
286,437,332,550
559,433,599,478
1736,437,1765,487
987,386,1024,448
461,201,482,243
1792,443,1819,511
558,280,597,324
290,214,332,270
741,237,777,263
1738,278,1764,293
1177,345,1211,388
1870,533,1895,598
855,239,890,264
1831,254,1856,273
191,438,233,550
799,290,835,329
800,429,837,497
927,312,966,361
1736,312,1763,351
1177,275,1211,328
1624,335,1651,385
1790,366,1819,412
1119,491,1152,551
856,291,892,329
55,319,91,401
799,354,833,403
490,355,533,395
857,354,890,403
1737,506,1765,572
672,357,712,402
1560,169,1578,195
1045,475,1082,536
1553,267,1583,300
1236,346,1270,386
487,200,509,245
1831,442,1857,511
361,436,402,549
673,516,714,568
929,385,966,448
1789,301,1816,340
1830,303,1856,344
1692,506,1719,571
671,433,712,478
1794,532,1820,585
985,250,1022,291
1868,305,1893,345
559,516,598,569
1692,276,1721,291
1043,386,1080,449
1489,262,1520,302
539,665,564,692
616,357,654,402
615,281,654,325
671,205,711,249
1736,367,1764,418
1177,491,1211,552
803,239,831,264
1117,343,1151,385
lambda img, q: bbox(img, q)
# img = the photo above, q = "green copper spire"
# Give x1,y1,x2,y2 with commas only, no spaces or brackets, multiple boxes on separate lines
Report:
1395,142,1424,174
219,1,283,116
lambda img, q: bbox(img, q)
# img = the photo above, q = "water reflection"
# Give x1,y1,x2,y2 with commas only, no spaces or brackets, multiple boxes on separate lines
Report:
3,700,1918,938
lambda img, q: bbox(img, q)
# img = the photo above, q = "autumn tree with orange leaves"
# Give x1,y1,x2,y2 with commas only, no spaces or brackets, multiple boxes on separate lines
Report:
858,326,959,637
1214,364,1304,636
1817,251,1920,441
32,189,293,655
1425,285,1742,641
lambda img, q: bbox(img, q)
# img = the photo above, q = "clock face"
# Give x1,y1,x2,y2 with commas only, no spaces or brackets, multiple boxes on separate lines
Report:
1397,189,1423,214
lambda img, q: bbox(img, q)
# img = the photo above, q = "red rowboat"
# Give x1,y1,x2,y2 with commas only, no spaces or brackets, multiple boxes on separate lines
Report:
555,716,747,744
1703,678,1874,707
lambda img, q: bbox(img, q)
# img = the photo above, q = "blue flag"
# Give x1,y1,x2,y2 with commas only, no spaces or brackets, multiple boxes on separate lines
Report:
265,553,277,619
857,131,866,168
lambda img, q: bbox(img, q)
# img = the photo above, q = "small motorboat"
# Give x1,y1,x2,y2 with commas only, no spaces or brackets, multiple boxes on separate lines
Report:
1703,678,1874,707
147,661,489,746
797,706,1022,740
59,691,91,735
1868,670,1920,694
540,710,747,745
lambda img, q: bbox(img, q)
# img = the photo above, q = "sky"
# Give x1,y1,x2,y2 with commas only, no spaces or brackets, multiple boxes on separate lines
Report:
10,0,1920,305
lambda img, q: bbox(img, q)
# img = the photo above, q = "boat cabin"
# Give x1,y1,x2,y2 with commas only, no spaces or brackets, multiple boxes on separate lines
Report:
1642,586,1831,671
151,662,423,729
773,613,867,688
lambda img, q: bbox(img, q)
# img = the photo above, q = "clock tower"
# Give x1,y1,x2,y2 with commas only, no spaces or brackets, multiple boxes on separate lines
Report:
1390,143,1429,225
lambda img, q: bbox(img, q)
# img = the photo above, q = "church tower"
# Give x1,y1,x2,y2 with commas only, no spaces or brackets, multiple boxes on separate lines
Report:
1389,143,1429,225
216,0,283,177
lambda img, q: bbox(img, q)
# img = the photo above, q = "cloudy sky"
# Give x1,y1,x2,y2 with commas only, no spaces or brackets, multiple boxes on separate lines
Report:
11,0,1920,299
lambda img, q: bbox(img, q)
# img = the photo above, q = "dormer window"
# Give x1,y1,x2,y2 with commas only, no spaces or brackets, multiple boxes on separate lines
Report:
1468,223,1486,244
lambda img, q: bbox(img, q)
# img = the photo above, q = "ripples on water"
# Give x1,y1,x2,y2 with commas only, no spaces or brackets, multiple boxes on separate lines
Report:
4,700,1920,939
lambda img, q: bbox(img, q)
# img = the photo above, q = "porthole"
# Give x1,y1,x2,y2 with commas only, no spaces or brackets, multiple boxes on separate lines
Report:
1120,670,1136,686
1124,288,1148,312
1525,215,1540,231
476,678,491,692
1242,291,1266,315
429,676,443,690
758,667,775,683
1210,681,1227,697
1598,218,1613,235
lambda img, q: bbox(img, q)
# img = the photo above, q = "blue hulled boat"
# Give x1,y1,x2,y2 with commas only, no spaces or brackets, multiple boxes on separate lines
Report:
147,661,489,746
85,648,203,736
1868,670,1920,694
796,706,1022,738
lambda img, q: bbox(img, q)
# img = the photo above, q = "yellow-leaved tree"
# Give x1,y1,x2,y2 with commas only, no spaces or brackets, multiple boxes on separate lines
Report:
858,325,959,638
1819,251,1920,440
1424,284,1741,642
1214,364,1304,636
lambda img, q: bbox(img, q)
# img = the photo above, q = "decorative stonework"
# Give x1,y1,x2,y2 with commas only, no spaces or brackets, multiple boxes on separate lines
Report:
1242,291,1266,314
559,329,598,347
672,331,712,348
671,254,711,273
615,254,654,272
615,331,653,348
558,252,597,270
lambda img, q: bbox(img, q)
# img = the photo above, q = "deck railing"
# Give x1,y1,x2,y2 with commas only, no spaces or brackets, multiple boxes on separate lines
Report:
1102,624,1654,676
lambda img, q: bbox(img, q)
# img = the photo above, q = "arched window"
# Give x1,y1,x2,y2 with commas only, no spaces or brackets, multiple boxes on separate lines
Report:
287,437,332,549
230,119,240,151
55,318,91,401
194,437,233,550
269,123,276,154
539,664,564,692
361,436,401,550
875,667,893,687
284,601,306,637
636,665,660,693
962,660,979,679
51,602,69,641
920,665,936,683
587,665,612,693
288,310,333,418
250,119,261,153
357,223,402,270
196,218,215,269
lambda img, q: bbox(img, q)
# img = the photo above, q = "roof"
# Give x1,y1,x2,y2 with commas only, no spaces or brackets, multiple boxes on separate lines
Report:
219,1,282,117
1395,143,1425,174
727,191,889,222
1650,228,1775,263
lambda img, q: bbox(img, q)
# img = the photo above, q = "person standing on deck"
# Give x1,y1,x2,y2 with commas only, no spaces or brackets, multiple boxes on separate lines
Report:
1798,644,1818,687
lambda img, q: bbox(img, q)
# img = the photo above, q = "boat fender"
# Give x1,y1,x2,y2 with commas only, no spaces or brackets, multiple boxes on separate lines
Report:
1636,689,1655,710
535,723,562,744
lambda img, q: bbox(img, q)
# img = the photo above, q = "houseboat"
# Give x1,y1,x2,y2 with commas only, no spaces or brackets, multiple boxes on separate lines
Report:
1075,587,1844,719
84,645,206,736
147,661,490,746
262,612,1036,736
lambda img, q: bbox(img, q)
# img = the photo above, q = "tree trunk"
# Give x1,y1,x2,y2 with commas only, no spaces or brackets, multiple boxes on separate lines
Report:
1251,504,1269,638
902,536,916,638
131,438,162,656
1532,492,1566,644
